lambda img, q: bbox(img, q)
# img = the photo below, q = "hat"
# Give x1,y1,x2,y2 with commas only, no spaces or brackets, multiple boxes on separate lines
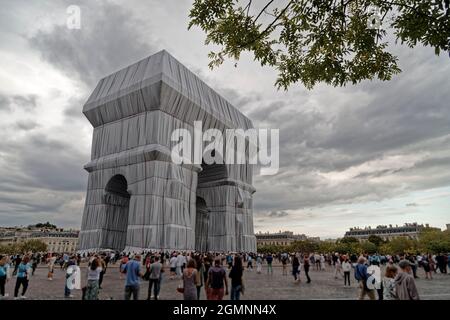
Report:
398,259,413,269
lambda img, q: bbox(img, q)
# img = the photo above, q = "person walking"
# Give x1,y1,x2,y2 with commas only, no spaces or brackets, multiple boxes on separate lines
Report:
119,255,129,280
395,260,420,300
383,265,398,300
367,260,383,300
303,255,311,283
281,254,288,276
342,257,352,286
147,256,162,300
176,253,185,277
98,256,107,289
334,254,343,279
14,256,31,299
422,254,433,280
64,256,77,298
292,255,300,283
85,258,102,300
195,255,205,300
47,253,56,281
122,254,143,300
31,255,38,276
206,258,228,300
169,253,178,279
0,255,10,299
355,256,376,300
256,255,262,274
12,255,21,276
247,254,253,270
266,253,273,275
229,255,244,300
314,253,320,271
182,259,198,300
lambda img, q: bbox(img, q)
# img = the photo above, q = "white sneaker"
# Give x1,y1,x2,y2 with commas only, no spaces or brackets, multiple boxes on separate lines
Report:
14,297,19,300
48,278,53,281
4,293,9,298
20,295,27,299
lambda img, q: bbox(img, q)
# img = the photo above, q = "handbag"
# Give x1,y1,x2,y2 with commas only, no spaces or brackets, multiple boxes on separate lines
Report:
176,281,184,294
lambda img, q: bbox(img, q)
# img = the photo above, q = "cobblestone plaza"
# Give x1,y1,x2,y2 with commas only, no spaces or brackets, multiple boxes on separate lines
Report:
2,262,449,300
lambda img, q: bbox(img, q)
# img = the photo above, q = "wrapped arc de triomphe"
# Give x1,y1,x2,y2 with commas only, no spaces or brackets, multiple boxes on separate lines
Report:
78,50,256,253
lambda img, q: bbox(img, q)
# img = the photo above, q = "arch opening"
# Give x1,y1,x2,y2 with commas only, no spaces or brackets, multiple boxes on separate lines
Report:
102,174,130,251
195,196,209,252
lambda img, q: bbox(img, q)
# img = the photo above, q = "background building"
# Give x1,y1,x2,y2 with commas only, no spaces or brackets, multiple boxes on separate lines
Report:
256,230,319,246
0,225,79,252
344,222,432,241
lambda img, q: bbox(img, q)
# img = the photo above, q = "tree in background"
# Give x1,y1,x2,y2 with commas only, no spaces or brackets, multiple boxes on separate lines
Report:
189,0,450,89
360,240,378,254
418,227,450,253
19,239,48,253
28,222,57,229
288,239,319,253
368,235,384,248
257,244,286,253
0,240,47,255
380,237,417,255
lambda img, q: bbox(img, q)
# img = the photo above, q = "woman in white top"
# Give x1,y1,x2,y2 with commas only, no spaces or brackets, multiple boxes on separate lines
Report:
85,258,102,300
342,257,352,286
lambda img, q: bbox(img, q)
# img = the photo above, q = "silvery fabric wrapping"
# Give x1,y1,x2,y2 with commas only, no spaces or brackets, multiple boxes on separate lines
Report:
78,50,256,253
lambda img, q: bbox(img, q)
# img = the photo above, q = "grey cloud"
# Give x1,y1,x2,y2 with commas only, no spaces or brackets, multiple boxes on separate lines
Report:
63,97,85,119
0,132,89,227
406,203,418,207
268,210,289,218
28,0,159,89
0,95,10,111
15,120,40,131
0,94,38,112
11,94,38,109
0,134,89,192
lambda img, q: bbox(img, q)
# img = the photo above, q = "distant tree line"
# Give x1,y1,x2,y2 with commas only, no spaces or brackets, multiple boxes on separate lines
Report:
0,240,47,255
257,228,450,255
27,221,57,229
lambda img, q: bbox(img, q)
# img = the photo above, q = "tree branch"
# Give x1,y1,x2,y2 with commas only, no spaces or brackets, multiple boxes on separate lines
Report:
254,0,276,23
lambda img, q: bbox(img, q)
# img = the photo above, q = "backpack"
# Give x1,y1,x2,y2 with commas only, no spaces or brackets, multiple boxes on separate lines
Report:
354,265,365,281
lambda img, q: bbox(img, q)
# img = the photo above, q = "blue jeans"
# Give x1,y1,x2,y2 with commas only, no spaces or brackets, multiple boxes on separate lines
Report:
64,285,71,297
64,274,71,297
230,285,241,300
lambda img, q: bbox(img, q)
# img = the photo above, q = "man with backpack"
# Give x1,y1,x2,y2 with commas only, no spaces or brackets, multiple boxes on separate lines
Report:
354,256,376,300
206,258,228,300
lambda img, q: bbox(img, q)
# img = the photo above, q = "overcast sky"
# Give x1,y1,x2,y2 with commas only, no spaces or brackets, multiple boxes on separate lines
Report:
0,0,449,239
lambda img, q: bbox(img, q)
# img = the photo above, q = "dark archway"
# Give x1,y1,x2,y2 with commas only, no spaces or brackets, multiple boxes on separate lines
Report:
195,197,209,252
103,174,130,251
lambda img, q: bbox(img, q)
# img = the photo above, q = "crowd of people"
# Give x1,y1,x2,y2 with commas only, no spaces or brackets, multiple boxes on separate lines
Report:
0,250,448,300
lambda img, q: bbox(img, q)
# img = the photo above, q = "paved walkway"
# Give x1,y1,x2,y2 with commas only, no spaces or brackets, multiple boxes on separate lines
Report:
3,263,449,300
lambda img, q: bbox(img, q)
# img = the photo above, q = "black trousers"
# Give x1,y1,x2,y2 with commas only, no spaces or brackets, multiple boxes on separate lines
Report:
0,275,6,296
14,277,28,297
304,267,311,282
344,271,351,286
147,278,160,300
